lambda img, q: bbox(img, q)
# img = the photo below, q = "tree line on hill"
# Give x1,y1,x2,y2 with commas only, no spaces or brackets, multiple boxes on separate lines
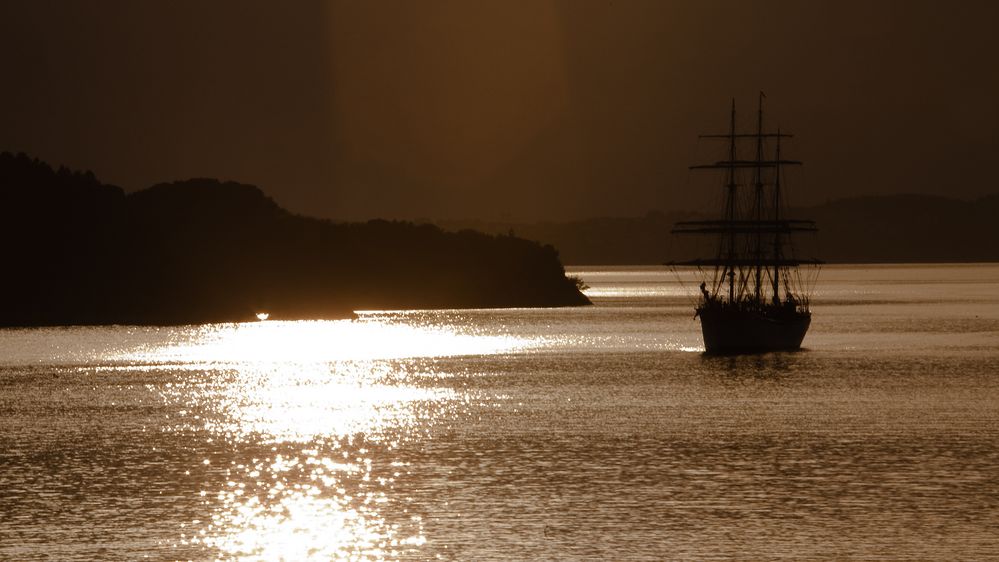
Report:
0,152,588,326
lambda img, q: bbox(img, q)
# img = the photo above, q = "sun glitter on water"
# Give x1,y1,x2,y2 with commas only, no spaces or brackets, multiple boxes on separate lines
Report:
191,453,427,560
132,316,532,364
129,314,532,559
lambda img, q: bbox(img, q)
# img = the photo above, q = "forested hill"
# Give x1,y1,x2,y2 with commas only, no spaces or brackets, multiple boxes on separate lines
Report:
0,152,588,326
436,194,999,265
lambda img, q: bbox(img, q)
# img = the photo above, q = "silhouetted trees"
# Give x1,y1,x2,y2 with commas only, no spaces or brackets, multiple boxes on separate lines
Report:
0,152,589,326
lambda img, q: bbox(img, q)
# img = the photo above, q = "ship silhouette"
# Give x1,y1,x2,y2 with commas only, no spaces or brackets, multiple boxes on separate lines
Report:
671,94,821,353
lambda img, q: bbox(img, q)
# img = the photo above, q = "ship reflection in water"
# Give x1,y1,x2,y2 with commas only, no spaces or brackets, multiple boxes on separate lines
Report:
121,316,535,559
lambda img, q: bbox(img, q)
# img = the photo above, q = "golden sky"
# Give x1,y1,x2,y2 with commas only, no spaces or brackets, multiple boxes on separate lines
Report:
1,0,996,220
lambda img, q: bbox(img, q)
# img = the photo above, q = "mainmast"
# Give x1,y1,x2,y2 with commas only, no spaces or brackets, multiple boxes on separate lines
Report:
772,129,783,303
753,92,765,303
724,99,737,304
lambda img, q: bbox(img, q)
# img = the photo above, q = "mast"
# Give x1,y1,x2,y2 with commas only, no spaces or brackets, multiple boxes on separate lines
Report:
753,92,764,303
772,128,783,303
725,99,737,303
672,98,816,309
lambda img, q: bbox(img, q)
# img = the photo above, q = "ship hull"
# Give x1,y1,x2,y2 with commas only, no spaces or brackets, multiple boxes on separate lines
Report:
697,306,811,354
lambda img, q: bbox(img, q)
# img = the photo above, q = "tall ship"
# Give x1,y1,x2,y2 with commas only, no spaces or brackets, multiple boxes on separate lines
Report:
671,95,821,353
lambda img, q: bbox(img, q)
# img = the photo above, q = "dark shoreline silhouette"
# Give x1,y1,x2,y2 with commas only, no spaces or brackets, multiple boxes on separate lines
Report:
0,152,589,327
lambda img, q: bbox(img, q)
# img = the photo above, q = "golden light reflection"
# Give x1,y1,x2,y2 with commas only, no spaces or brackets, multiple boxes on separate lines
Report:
190,361,462,443
159,356,440,558
136,316,524,442
131,316,531,364
187,453,425,560
136,316,515,558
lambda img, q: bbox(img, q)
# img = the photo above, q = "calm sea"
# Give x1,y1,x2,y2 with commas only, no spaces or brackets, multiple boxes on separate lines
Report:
2,264,998,560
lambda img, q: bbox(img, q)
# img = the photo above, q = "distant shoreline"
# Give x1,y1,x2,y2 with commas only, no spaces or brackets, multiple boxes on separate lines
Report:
437,193,999,266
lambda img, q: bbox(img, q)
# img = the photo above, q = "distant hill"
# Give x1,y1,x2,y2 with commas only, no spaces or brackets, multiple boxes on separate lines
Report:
804,194,999,263
0,152,588,326
435,194,999,265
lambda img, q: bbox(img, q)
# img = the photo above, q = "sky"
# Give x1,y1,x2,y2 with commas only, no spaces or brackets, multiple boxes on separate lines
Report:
1,0,996,220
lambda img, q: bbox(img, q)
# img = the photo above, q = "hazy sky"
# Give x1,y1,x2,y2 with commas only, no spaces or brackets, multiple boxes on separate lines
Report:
1,0,996,220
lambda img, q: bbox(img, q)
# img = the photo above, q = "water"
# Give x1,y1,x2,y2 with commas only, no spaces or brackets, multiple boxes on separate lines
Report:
2,264,998,560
